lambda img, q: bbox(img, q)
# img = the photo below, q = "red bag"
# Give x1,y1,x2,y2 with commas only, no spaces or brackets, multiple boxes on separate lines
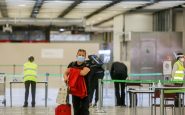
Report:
68,68,87,99
55,104,71,115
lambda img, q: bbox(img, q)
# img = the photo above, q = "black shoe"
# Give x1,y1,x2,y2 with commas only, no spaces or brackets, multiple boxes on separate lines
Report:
93,103,97,107
121,104,126,107
31,101,35,107
23,104,28,107
23,102,28,107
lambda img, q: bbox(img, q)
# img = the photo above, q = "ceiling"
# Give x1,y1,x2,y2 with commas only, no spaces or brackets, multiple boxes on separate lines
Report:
0,0,184,27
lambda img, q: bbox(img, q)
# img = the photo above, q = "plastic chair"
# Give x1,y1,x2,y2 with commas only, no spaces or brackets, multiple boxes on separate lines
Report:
151,89,176,115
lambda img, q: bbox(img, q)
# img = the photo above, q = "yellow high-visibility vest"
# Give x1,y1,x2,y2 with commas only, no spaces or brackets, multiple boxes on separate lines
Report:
23,61,38,82
173,60,184,81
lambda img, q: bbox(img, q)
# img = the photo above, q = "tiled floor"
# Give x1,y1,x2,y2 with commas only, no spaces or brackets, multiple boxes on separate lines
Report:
0,87,183,115
0,106,178,115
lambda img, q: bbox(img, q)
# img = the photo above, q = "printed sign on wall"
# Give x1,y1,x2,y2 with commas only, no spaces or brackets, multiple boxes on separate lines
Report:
41,48,64,59
163,61,172,75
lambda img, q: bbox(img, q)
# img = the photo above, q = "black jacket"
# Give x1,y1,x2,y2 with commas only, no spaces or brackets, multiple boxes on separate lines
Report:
110,62,128,80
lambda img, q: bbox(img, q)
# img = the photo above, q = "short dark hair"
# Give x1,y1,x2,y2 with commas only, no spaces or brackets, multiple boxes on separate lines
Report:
28,56,34,62
177,52,184,60
77,49,86,55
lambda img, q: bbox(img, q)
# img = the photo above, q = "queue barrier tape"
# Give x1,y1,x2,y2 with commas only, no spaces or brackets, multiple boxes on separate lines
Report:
3,72,162,78
2,72,185,84
102,79,185,84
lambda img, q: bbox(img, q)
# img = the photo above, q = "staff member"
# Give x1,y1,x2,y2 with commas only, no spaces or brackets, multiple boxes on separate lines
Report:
172,52,185,83
64,49,90,115
23,56,38,107
172,52,185,107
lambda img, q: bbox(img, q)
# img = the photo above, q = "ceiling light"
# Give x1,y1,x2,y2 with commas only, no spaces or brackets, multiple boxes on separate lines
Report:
34,10,38,13
59,28,65,32
18,4,26,7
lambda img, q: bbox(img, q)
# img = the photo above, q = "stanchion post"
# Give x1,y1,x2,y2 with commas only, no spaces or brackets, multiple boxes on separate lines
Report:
95,79,105,113
60,65,62,78
105,70,109,97
13,64,15,75
45,73,49,82
45,73,49,107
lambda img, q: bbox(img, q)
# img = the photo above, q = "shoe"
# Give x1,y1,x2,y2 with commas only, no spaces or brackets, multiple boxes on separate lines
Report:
93,103,97,107
89,103,92,108
121,104,126,107
31,102,35,107
23,102,28,107
23,104,28,107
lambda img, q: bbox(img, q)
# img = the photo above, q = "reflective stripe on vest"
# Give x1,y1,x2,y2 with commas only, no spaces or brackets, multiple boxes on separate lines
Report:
24,62,38,82
174,61,184,81
174,77,183,80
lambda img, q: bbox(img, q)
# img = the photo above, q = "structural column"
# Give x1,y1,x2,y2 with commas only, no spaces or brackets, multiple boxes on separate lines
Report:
113,15,124,61
183,8,185,53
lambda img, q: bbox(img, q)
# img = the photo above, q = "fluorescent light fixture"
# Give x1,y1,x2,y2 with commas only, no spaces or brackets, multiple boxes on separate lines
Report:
59,28,65,32
34,10,38,13
18,4,26,7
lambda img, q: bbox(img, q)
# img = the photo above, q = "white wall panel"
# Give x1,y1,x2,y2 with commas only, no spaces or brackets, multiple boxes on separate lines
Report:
175,12,183,32
125,14,153,32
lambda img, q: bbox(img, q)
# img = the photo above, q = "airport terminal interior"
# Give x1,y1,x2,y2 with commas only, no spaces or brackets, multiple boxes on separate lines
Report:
1,0,185,115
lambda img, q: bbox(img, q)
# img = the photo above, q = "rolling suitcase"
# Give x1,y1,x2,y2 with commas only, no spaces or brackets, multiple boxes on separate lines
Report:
55,104,71,115
55,84,71,115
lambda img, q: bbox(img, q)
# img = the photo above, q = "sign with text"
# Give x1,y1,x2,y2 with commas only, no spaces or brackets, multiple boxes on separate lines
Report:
163,61,172,75
41,48,64,59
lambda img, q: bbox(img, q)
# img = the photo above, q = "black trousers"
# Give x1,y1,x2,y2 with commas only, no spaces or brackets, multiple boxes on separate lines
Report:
72,95,89,115
89,72,104,104
114,82,126,106
24,80,36,105
89,80,98,104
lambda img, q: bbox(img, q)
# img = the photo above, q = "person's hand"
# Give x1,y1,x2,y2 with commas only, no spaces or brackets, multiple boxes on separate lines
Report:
64,68,70,83
64,76,68,84
80,67,90,76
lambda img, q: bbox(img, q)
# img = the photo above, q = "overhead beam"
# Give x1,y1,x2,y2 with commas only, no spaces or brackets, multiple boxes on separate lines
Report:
93,0,159,26
0,18,83,26
85,0,122,19
0,0,8,17
93,15,115,27
31,0,45,18
58,0,82,18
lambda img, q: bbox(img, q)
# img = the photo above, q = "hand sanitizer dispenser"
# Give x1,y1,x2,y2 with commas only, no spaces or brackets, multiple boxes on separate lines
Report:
157,80,161,87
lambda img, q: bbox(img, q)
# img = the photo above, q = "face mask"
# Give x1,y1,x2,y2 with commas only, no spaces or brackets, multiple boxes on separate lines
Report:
76,56,85,62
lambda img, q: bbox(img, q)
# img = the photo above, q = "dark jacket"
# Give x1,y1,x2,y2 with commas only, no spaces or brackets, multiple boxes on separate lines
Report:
110,62,128,80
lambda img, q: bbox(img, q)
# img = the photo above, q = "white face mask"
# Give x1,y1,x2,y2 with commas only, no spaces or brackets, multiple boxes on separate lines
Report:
76,56,85,62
